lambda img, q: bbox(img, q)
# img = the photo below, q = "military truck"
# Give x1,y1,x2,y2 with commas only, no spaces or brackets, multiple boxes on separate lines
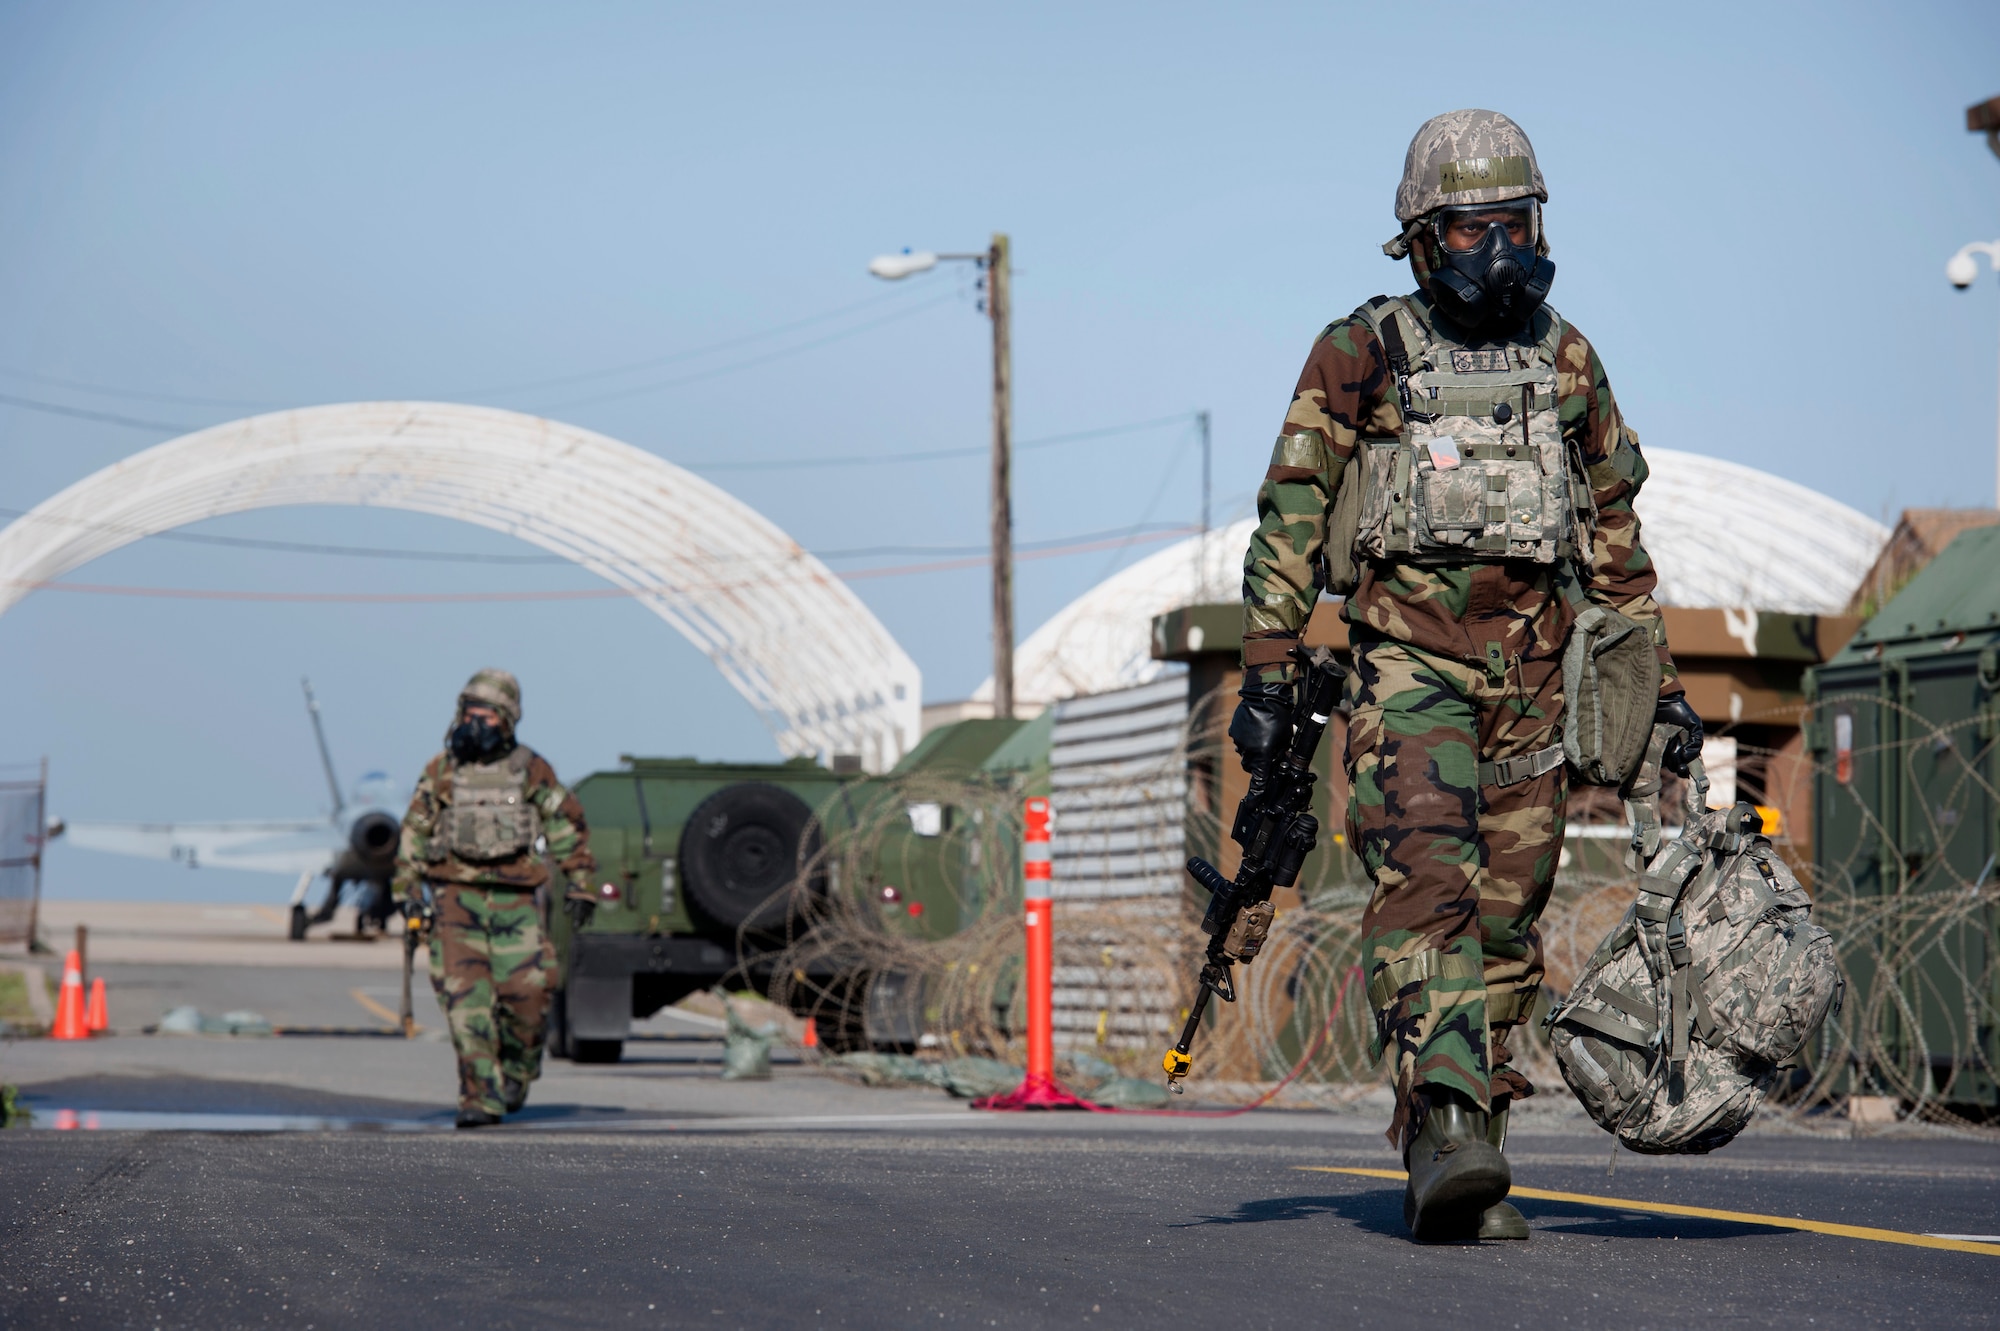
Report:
547,714,1051,1062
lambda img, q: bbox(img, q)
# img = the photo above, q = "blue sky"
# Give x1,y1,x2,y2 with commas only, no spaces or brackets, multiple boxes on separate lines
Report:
2,1,1996,901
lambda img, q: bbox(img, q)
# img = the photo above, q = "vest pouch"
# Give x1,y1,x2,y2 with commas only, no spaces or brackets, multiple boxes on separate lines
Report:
1562,602,1662,787
1412,449,1488,545
1354,440,1411,560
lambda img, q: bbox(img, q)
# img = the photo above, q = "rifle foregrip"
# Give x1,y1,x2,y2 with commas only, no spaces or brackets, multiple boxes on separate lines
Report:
1185,856,1231,897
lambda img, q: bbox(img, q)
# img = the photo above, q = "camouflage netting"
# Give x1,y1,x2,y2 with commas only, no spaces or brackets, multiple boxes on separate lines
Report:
755,685,1998,1133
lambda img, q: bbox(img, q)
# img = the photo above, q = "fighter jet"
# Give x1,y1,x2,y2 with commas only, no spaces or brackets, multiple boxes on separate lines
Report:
57,680,403,940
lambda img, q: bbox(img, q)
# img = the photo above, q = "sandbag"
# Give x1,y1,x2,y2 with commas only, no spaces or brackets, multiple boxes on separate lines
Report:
720,1004,779,1081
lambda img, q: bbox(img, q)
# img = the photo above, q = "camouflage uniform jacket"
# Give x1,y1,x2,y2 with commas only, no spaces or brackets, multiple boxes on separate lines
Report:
1243,290,1682,692
390,745,595,901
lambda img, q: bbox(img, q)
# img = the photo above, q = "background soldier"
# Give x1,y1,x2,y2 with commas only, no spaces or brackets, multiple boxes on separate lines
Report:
1235,110,1701,1238
391,668,608,1129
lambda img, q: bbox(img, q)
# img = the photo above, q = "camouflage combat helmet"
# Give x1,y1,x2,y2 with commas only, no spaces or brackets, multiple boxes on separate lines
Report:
458,668,521,725
1394,108,1547,224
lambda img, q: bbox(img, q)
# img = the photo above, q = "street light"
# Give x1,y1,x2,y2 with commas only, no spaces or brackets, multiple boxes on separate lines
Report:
869,235,1016,719
867,251,940,281
1947,239,2000,509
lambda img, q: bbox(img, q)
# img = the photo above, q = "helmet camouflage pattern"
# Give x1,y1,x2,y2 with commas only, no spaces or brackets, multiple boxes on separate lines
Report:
1394,108,1548,224
458,668,522,725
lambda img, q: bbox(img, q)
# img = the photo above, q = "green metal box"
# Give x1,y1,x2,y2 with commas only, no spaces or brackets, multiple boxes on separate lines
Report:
1805,525,2000,1110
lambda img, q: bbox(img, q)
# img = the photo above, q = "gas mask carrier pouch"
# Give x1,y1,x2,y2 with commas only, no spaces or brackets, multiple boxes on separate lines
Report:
1562,592,1662,788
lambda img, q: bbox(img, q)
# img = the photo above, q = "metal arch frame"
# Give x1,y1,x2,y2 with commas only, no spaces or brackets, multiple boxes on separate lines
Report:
0,402,921,770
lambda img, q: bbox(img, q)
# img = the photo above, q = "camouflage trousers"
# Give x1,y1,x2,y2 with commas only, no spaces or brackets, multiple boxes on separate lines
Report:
1345,638,1567,1153
427,884,559,1116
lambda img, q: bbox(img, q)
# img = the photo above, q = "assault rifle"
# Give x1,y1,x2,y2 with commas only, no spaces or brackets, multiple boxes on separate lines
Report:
1163,646,1346,1092
398,894,432,1039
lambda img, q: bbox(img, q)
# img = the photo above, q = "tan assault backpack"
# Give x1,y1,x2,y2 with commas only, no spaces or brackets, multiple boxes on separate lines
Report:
1547,729,1843,1154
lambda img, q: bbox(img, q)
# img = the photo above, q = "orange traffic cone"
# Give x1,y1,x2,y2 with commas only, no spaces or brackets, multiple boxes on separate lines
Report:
51,950,88,1040
801,1015,819,1051
84,977,109,1034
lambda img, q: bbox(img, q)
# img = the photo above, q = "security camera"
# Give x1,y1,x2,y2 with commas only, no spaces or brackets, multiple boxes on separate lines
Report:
1947,252,1979,289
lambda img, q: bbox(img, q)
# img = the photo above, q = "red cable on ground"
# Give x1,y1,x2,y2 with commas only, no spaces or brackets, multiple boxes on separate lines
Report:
1088,964,1362,1118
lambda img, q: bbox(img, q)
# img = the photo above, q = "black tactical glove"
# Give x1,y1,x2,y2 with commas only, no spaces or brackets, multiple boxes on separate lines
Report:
1655,695,1704,777
1228,677,1294,772
399,895,435,935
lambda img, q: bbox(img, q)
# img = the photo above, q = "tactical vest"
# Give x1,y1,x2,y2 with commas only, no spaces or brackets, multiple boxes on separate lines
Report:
1350,295,1593,566
429,747,542,865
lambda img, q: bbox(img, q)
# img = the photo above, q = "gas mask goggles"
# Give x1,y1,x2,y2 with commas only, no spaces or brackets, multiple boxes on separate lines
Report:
1426,200,1554,337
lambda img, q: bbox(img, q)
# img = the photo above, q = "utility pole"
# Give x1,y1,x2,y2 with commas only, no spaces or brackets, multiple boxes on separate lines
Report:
988,233,1014,721
865,233,1017,716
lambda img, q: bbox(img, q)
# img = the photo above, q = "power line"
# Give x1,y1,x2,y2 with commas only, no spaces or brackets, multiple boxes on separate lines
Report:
689,411,1198,472
0,366,281,410
0,509,570,564
0,278,958,429
443,284,934,398
820,523,1192,559
531,292,963,412
0,504,1191,567
4,524,1199,603
0,391,202,434
0,402,1195,560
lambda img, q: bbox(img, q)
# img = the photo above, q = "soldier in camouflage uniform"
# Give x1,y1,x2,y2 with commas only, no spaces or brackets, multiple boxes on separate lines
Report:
1234,110,1702,1238
392,669,608,1128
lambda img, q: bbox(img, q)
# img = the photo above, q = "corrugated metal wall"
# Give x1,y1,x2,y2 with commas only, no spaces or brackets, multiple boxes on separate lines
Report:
1048,677,1188,1051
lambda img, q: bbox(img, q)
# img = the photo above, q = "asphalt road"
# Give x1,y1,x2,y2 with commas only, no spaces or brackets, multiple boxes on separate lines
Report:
4,952,1997,1329
2,1118,1997,1330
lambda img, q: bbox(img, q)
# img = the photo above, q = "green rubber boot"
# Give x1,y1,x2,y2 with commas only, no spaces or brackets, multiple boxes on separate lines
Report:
1475,1105,1529,1240
1402,1088,1512,1240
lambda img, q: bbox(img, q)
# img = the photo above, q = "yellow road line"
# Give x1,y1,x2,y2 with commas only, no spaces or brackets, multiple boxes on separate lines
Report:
1297,1166,2000,1258
349,987,414,1031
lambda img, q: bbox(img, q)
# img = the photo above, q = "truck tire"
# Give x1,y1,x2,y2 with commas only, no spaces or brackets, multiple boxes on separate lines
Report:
547,986,572,1060
678,783,821,941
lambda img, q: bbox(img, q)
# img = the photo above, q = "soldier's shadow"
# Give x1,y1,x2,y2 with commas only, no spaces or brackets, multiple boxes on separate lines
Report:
1173,1189,1771,1243
1171,1190,1407,1238
1511,1199,1769,1241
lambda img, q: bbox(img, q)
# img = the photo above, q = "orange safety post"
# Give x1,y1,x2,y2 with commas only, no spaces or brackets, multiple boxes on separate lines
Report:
974,797,1089,1111
51,949,88,1040
85,977,109,1034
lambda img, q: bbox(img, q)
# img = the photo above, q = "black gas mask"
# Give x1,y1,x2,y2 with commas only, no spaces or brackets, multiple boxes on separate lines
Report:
448,712,511,764
1425,202,1555,337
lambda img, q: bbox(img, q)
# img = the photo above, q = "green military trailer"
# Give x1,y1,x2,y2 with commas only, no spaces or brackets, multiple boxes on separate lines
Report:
547,714,1050,1062
1805,523,2000,1112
